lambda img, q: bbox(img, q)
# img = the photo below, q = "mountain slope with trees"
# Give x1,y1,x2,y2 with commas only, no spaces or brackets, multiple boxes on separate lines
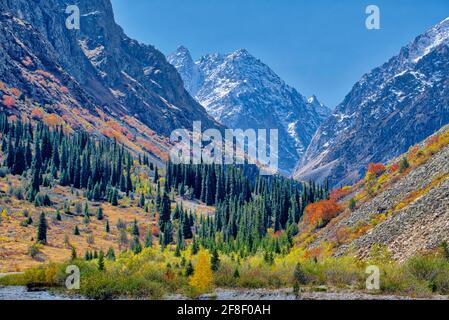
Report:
0,0,222,167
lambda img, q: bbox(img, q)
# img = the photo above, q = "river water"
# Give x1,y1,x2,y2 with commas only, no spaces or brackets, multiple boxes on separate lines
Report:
1,286,446,300
0,286,75,300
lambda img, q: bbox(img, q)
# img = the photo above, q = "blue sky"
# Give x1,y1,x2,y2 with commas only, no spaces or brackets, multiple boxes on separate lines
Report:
111,0,449,108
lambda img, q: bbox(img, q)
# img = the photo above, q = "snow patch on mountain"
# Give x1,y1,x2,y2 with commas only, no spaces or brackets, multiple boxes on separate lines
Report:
294,16,449,187
168,46,331,174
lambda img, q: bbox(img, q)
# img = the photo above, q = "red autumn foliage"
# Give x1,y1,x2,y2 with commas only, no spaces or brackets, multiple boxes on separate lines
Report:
31,108,45,120
2,95,15,108
22,56,33,67
389,163,399,173
137,137,169,161
303,199,343,228
329,188,351,201
408,145,420,159
304,247,322,260
60,86,70,94
367,163,386,176
10,88,21,98
272,230,284,239
151,224,160,236
43,114,63,126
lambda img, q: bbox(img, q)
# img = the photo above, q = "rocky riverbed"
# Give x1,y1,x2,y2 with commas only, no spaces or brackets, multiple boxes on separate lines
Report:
172,288,448,300
1,285,447,300
0,286,75,300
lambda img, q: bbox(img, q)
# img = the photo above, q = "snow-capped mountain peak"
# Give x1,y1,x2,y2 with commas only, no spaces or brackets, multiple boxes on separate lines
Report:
168,46,331,174
167,46,203,96
294,16,449,187
406,16,449,64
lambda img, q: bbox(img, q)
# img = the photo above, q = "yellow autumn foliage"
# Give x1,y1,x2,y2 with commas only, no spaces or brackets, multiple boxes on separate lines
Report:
189,249,213,294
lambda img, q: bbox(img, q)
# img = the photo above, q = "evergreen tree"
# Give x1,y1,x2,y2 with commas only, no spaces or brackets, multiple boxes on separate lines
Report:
399,157,410,173
55,210,62,221
71,246,77,260
211,248,220,272
36,212,47,244
191,237,199,255
106,247,116,261
98,251,105,271
96,207,104,220
175,226,184,256
83,202,89,216
160,222,173,247
293,263,307,295
158,191,171,226
154,167,159,182
110,188,118,206
138,193,145,208
144,230,153,248
131,236,142,254
131,219,139,236
349,198,357,211
185,260,194,276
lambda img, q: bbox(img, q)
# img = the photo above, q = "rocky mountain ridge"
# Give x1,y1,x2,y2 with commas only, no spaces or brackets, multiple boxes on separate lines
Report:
294,17,449,187
0,0,221,163
168,46,330,174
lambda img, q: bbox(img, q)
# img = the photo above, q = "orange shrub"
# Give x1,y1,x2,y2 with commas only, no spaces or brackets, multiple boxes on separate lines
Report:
272,230,284,239
106,120,129,136
304,247,322,260
367,163,386,176
10,88,21,98
60,86,70,94
151,224,160,236
330,188,351,201
43,114,63,126
389,163,399,173
303,199,343,228
408,145,420,160
2,95,15,108
22,56,33,66
36,69,57,82
137,137,169,161
31,108,45,120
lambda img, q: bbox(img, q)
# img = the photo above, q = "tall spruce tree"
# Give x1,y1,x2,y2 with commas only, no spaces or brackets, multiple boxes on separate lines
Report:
36,212,47,244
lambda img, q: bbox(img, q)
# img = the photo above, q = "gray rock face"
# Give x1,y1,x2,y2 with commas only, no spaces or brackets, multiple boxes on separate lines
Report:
168,46,330,174
0,0,220,136
0,10,97,116
294,17,449,187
